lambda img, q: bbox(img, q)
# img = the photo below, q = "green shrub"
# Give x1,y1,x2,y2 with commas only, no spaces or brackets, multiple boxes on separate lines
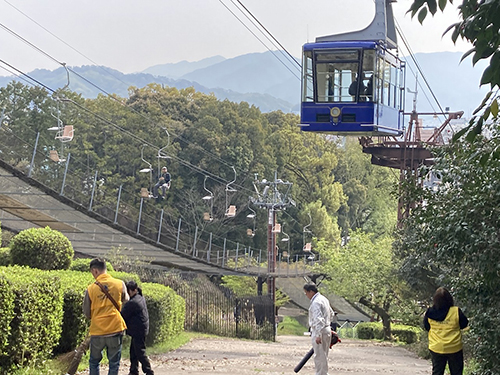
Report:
70,258,115,272
48,270,94,354
0,276,15,356
10,227,73,270
142,282,185,346
0,266,64,371
356,322,384,340
392,323,421,344
0,247,10,266
356,322,422,344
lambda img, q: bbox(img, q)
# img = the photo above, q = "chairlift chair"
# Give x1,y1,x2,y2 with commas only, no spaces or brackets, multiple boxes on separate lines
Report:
225,166,237,218
138,144,154,198
55,125,74,142
246,205,257,237
202,176,214,221
49,150,66,163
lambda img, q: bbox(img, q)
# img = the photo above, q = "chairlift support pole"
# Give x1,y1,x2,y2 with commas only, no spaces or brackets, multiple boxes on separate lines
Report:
250,172,295,335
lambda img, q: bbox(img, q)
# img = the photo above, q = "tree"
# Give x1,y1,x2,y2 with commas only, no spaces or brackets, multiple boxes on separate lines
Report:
319,230,400,339
395,134,500,371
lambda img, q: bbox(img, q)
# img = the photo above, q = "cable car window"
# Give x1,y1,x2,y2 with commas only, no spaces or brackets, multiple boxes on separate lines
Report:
314,49,361,103
391,64,399,108
315,50,359,61
361,50,376,102
302,51,314,102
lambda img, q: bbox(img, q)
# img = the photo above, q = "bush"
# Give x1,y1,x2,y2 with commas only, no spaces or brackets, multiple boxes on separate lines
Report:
392,323,421,344
48,270,94,354
0,247,10,266
356,322,422,344
70,258,115,272
0,276,15,357
142,282,185,346
0,266,64,372
356,322,384,340
10,227,73,270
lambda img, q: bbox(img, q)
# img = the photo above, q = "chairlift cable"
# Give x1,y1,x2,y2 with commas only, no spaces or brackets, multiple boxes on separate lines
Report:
2,0,153,90
230,0,301,71
217,0,301,80
395,20,448,121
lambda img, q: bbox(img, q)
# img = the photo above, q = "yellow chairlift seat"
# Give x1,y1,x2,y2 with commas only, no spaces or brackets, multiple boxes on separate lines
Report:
246,228,255,237
203,212,213,221
272,223,281,233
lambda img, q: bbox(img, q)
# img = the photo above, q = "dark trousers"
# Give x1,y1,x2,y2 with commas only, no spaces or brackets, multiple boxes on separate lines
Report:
129,335,154,375
430,349,464,375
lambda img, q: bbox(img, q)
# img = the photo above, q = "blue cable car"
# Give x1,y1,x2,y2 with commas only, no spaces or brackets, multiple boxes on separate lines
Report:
300,0,405,136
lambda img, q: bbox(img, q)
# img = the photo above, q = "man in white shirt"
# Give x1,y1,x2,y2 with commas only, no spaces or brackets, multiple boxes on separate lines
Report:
304,283,333,375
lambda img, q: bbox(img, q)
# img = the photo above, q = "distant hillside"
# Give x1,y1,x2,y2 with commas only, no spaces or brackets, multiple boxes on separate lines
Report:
0,50,489,116
142,56,226,78
405,51,489,117
180,51,301,105
0,64,295,113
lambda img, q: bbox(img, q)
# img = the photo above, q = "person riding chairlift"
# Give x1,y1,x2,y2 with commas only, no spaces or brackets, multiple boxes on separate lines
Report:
153,166,171,199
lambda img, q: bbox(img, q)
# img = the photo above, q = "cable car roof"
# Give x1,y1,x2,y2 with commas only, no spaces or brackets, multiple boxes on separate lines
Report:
303,41,378,51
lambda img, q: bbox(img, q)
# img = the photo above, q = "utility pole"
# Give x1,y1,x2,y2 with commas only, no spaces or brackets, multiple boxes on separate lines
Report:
250,172,295,333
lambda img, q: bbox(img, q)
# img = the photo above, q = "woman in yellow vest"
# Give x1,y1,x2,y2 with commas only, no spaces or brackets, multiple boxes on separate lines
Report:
424,287,469,375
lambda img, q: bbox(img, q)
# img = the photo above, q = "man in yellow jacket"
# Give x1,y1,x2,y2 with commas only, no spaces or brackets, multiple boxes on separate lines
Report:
424,287,469,375
83,258,129,375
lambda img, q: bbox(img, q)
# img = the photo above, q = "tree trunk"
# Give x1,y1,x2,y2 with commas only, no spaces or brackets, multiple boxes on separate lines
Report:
359,296,392,340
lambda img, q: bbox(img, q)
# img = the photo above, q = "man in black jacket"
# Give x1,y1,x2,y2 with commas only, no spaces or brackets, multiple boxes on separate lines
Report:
121,281,154,375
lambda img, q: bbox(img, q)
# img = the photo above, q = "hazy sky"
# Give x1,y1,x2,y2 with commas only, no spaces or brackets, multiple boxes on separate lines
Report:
0,0,470,77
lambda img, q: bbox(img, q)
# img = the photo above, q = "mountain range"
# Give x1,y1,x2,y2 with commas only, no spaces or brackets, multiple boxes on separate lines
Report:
0,50,489,118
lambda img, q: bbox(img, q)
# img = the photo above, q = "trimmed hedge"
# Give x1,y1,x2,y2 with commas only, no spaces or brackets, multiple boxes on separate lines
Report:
142,282,186,346
70,258,115,272
356,322,422,344
0,265,185,371
0,266,64,372
0,276,15,357
10,227,74,270
0,247,10,266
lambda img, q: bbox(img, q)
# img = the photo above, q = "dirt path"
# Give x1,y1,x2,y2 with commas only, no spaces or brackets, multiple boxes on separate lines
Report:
103,335,431,375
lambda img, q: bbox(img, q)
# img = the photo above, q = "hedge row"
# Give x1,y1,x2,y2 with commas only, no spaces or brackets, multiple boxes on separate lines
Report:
356,322,422,344
0,265,185,373
143,282,186,346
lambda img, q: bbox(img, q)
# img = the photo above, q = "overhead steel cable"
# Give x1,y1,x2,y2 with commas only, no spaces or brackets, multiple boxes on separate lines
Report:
230,0,301,70
2,0,139,89
217,0,301,80
395,19,447,121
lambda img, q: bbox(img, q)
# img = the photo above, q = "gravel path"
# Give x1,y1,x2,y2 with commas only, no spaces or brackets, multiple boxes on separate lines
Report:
90,335,431,375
